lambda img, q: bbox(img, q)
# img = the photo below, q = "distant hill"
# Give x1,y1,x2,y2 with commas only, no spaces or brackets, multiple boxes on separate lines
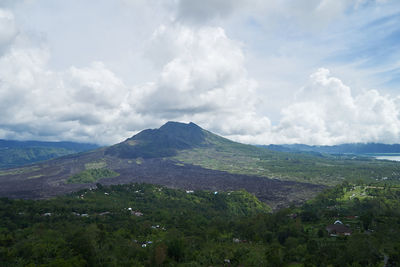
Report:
263,143,400,154
0,140,99,169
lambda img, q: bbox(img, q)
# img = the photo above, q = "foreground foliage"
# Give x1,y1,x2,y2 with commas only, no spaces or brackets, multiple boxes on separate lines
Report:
1,182,399,266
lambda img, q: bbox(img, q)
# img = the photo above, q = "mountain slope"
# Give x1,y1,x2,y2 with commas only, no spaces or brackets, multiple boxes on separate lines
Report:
0,140,99,169
1,121,400,208
172,132,400,185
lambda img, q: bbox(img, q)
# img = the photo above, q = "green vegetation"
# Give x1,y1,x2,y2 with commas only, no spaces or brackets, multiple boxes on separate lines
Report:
0,184,270,266
174,131,400,185
67,168,119,184
1,182,399,266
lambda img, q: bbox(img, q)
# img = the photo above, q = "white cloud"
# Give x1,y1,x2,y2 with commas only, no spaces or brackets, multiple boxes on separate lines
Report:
1,1,400,147
0,11,271,145
137,24,271,136
0,50,158,144
246,68,400,145
0,13,148,144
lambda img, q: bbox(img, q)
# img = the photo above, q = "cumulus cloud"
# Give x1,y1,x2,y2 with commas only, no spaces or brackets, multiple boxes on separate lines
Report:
138,24,271,136
1,1,399,146
241,68,400,145
0,47,162,144
0,44,134,144
0,10,147,144
2,14,399,146
0,10,271,144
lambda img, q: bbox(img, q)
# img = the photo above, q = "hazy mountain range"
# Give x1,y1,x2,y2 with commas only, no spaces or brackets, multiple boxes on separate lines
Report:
264,143,400,154
0,140,99,169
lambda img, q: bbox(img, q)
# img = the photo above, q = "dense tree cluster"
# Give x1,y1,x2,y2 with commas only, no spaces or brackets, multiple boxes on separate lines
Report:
1,182,399,266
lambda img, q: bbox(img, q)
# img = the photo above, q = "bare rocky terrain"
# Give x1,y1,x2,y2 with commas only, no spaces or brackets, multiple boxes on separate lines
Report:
0,152,324,210
0,122,326,209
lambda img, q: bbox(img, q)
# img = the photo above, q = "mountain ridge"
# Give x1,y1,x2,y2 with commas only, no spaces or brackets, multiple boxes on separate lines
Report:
0,139,99,169
263,143,400,154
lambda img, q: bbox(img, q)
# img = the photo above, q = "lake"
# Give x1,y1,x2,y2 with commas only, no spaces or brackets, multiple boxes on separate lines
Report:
369,154,400,162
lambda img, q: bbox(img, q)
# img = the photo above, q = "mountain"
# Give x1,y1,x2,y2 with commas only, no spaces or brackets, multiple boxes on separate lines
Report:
0,140,99,169
105,122,207,158
263,143,400,154
1,121,400,209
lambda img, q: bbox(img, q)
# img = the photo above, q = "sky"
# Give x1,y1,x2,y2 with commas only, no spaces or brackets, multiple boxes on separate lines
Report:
1,0,400,145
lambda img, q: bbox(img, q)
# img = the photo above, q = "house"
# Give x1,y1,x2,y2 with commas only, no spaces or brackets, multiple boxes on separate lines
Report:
326,224,352,236
131,210,143,216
